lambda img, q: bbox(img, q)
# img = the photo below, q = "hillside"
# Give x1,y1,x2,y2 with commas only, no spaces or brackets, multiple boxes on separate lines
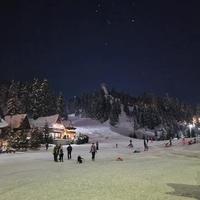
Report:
67,85,197,140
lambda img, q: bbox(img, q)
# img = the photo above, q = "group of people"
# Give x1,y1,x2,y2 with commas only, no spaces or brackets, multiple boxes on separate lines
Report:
52,142,99,163
53,144,73,162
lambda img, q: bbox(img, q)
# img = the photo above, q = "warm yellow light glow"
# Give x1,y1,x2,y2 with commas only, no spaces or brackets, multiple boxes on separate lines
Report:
193,117,197,124
50,123,77,140
52,123,65,129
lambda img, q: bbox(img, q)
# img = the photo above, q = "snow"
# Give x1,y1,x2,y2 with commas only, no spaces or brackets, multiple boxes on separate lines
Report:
101,83,109,96
0,139,200,200
0,118,8,128
69,110,154,141
68,115,131,143
29,114,60,128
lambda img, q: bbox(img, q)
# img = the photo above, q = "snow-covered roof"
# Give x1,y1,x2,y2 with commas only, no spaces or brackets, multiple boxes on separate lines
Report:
5,114,30,129
29,114,60,128
0,118,8,128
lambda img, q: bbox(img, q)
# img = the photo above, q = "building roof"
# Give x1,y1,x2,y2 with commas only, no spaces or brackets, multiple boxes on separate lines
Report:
29,114,60,128
0,118,8,128
5,114,30,129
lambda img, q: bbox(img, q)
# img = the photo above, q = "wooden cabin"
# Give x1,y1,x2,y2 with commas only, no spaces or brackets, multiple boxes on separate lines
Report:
5,114,30,131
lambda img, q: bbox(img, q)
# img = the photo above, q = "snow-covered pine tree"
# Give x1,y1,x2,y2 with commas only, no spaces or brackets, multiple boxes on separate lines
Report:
56,92,67,118
94,90,110,122
29,128,43,148
48,92,57,115
109,98,121,126
39,79,51,117
123,103,130,116
18,83,29,114
196,104,200,116
8,130,28,150
30,78,41,119
0,82,9,116
6,80,20,115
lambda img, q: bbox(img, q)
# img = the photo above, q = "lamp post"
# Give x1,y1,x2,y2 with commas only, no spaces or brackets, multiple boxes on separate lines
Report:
188,123,195,138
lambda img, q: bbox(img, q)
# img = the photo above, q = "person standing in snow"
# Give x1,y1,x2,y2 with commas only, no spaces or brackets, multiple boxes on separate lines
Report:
96,141,99,150
59,147,64,162
169,137,172,146
53,145,59,162
146,136,149,144
67,144,72,160
143,135,148,151
90,143,97,161
128,139,133,148
45,143,49,151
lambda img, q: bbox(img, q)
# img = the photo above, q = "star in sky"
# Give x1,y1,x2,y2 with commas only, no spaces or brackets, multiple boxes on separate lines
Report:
131,18,135,23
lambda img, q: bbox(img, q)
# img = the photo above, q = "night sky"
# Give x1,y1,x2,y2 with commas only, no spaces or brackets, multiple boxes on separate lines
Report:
0,0,200,104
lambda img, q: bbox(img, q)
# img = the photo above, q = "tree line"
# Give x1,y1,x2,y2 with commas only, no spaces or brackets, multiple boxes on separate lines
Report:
0,79,67,119
67,87,198,138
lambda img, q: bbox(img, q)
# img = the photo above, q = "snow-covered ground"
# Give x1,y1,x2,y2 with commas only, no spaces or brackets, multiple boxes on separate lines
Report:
1,139,200,200
0,116,200,200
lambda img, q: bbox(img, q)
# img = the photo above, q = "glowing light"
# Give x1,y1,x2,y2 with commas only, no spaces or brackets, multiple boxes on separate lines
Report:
188,123,195,133
52,123,65,129
193,117,197,124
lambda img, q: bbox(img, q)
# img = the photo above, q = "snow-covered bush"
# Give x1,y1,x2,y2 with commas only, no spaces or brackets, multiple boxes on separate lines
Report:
8,130,28,150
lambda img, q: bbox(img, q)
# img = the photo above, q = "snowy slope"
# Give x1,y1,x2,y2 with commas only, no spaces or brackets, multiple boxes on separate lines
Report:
110,107,134,137
68,112,154,145
68,114,129,143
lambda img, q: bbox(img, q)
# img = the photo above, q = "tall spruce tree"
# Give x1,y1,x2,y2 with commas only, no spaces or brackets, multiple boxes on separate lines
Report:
39,79,51,116
0,82,9,116
109,99,121,126
29,128,43,148
7,80,20,115
56,92,67,118
18,83,29,114
30,78,41,119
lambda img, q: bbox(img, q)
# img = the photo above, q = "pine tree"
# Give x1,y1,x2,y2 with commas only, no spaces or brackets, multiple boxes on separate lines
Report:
7,80,20,115
109,99,121,126
0,82,9,116
196,104,200,116
18,83,29,114
48,92,57,115
94,90,110,122
39,79,51,116
56,92,67,118
30,78,41,119
29,128,43,148
8,130,28,150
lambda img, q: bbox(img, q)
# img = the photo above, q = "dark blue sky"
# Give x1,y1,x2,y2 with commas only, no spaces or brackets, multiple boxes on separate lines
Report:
0,0,200,104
